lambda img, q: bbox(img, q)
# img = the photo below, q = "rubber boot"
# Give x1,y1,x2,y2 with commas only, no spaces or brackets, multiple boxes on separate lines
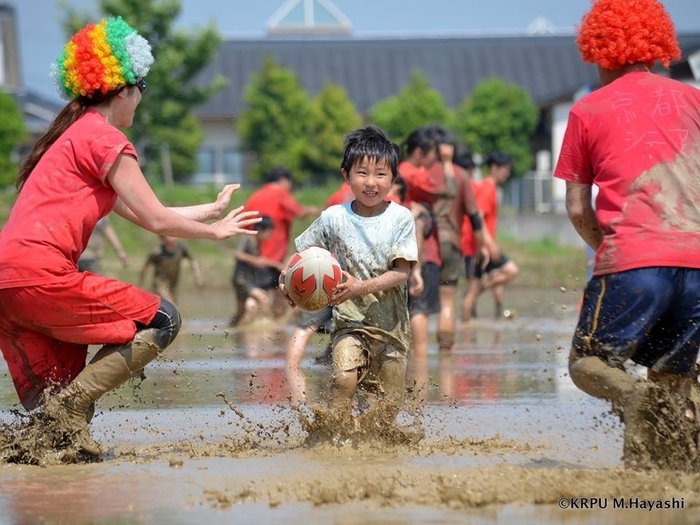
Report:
51,329,162,456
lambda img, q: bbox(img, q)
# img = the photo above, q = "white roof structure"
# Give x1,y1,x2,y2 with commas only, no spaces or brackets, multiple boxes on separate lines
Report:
266,0,352,35
527,16,559,36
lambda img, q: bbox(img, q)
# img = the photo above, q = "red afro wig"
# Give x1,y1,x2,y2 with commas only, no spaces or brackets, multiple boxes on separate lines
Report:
577,0,681,69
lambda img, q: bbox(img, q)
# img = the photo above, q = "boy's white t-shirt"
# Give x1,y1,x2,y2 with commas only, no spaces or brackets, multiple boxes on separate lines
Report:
295,201,418,353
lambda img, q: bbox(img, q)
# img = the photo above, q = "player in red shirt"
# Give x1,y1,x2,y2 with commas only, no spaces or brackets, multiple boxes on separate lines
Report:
462,152,519,321
554,0,700,467
244,167,318,314
399,127,442,389
0,18,260,457
324,181,355,208
428,128,485,351
456,151,489,322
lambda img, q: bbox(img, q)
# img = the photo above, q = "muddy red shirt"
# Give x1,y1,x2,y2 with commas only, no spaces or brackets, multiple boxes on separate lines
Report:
399,161,441,266
461,179,481,257
245,183,304,263
555,72,700,276
0,109,136,287
476,177,498,238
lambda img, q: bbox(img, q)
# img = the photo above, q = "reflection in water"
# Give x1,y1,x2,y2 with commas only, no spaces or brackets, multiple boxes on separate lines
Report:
0,291,608,523
0,289,578,412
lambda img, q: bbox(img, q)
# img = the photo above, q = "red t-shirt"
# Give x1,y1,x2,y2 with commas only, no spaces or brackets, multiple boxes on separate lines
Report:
245,183,304,262
476,177,498,238
0,110,136,287
398,160,443,206
554,72,700,276
325,182,354,208
399,161,441,266
461,179,481,257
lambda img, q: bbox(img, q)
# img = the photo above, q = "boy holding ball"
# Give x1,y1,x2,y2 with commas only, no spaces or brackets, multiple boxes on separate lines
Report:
281,126,417,412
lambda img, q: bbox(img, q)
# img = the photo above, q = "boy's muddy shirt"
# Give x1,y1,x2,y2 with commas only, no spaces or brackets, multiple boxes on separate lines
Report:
295,201,418,353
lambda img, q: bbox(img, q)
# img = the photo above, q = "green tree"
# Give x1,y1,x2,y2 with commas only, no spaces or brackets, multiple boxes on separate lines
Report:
0,89,27,188
301,83,362,183
237,56,312,182
452,78,539,176
369,70,451,143
61,0,225,182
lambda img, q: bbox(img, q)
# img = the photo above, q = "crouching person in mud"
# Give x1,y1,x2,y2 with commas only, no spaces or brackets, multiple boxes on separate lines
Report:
554,0,700,470
0,17,260,458
280,126,421,443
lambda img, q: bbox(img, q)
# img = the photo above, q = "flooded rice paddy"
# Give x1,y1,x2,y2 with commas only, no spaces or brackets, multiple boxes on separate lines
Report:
1,287,699,524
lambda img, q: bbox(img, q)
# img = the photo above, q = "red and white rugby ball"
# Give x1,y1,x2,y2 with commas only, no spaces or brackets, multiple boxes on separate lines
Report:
284,247,342,312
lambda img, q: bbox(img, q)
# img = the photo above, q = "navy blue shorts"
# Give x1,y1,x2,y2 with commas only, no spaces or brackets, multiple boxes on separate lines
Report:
474,253,509,279
572,267,700,377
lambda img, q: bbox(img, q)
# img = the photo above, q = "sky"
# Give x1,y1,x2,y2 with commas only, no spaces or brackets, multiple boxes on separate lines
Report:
11,0,700,101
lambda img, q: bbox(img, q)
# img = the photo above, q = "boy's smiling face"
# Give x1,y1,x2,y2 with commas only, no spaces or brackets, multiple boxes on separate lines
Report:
342,156,394,217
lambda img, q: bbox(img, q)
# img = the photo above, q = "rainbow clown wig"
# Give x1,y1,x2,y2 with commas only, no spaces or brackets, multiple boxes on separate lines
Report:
50,17,154,100
577,0,681,70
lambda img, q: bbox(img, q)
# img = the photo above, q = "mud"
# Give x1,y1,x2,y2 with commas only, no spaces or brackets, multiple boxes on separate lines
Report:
623,382,700,472
2,287,700,523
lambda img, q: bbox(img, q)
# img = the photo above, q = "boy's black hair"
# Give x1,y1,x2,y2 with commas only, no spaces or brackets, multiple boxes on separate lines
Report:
402,126,438,158
340,125,400,179
265,166,295,184
426,124,455,147
485,151,513,168
254,215,274,232
453,147,476,170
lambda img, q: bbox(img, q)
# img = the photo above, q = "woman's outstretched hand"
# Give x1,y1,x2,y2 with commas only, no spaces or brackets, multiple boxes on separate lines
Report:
211,184,242,220
211,206,261,239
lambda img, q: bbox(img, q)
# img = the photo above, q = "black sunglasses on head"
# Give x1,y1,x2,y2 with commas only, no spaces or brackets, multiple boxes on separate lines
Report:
129,79,147,94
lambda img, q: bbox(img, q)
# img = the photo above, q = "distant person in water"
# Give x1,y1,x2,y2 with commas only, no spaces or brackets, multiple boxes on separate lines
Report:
140,235,204,306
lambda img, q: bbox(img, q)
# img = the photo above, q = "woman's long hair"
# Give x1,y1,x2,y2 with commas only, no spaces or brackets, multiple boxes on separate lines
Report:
16,87,128,192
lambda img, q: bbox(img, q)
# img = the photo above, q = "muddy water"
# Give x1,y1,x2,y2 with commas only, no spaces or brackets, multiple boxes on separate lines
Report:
1,287,699,524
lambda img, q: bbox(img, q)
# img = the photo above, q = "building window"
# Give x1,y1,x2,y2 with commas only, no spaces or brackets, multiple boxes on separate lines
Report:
223,148,243,178
196,148,215,174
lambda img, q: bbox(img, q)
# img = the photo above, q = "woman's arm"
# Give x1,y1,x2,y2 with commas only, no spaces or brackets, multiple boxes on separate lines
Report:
169,185,241,222
109,154,260,240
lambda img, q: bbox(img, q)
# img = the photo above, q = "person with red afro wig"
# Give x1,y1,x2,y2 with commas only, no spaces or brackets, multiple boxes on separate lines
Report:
576,0,680,70
554,0,700,470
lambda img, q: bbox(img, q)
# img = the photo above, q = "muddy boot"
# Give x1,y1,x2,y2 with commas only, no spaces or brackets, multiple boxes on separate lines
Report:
51,329,162,456
569,355,636,404
622,381,657,469
686,380,700,451
85,402,95,424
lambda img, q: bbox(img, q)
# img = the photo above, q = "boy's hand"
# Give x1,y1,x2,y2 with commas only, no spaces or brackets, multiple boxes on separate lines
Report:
330,271,363,305
408,266,424,297
277,270,296,308
438,143,455,163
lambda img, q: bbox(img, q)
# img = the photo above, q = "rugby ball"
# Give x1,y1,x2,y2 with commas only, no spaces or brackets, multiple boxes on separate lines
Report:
284,247,342,312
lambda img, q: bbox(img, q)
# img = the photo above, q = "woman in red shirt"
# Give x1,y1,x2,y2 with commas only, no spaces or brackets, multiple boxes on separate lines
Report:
0,18,260,457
